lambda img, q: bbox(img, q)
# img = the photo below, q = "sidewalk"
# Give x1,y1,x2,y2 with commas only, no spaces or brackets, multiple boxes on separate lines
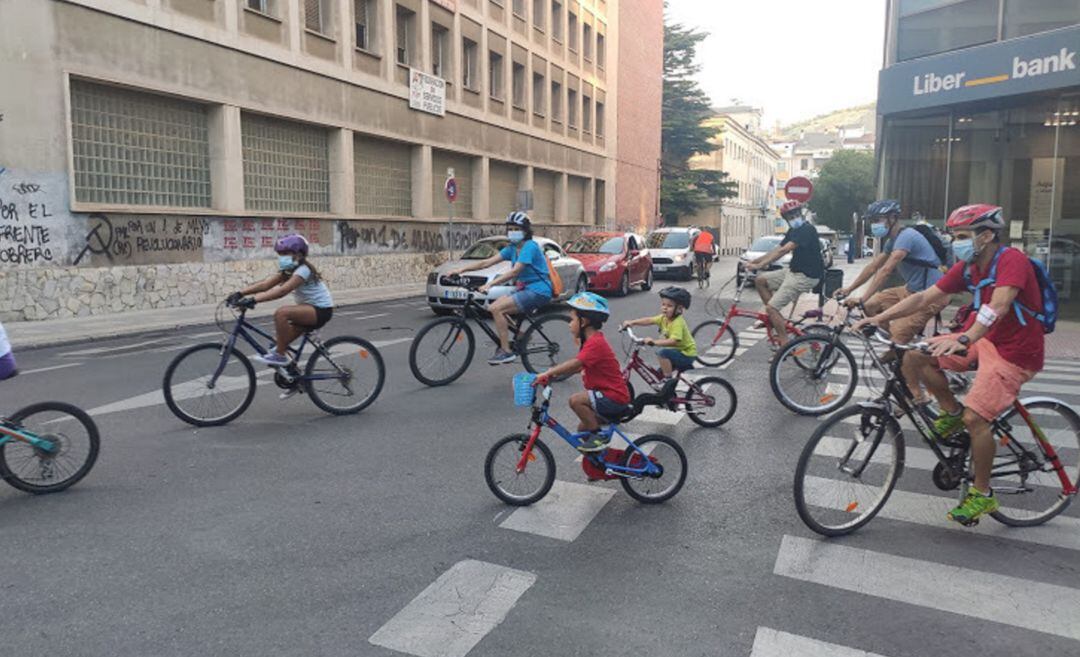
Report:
7,284,426,350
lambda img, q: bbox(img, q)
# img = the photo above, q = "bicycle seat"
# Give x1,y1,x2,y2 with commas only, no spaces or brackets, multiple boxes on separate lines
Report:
616,378,680,423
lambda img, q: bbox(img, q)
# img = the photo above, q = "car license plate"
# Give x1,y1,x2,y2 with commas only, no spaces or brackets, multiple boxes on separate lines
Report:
443,289,469,300
654,265,667,271
1036,246,1049,255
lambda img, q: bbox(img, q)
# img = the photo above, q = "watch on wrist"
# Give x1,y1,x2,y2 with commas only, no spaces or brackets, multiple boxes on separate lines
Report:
957,334,971,346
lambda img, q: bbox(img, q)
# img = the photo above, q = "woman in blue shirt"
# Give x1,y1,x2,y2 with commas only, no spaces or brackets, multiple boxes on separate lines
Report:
451,212,553,364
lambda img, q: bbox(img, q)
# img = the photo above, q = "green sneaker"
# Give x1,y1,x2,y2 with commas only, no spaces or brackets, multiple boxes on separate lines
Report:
932,411,965,439
948,488,999,526
576,433,611,453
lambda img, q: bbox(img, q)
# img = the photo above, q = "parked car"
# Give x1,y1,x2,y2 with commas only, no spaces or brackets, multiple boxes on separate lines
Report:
426,236,587,315
819,237,835,269
565,231,653,296
736,235,788,285
644,227,700,280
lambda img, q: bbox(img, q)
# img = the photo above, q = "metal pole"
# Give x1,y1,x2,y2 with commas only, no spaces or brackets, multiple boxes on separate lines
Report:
448,197,455,261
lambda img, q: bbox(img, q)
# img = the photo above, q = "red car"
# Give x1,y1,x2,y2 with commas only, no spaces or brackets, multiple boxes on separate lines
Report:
565,232,653,296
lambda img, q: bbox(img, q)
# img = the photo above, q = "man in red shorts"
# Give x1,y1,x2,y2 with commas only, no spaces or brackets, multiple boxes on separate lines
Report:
854,204,1044,526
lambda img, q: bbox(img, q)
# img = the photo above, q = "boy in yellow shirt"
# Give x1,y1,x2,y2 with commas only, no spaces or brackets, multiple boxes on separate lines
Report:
621,287,697,378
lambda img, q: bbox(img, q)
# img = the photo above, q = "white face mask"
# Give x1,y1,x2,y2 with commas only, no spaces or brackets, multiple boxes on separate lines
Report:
508,230,525,243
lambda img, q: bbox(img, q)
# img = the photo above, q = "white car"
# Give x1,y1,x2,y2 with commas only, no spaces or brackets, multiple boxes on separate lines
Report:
737,236,789,285
644,227,701,280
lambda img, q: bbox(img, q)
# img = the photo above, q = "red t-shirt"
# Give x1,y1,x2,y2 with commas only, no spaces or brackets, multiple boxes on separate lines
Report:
578,331,631,405
935,247,1044,373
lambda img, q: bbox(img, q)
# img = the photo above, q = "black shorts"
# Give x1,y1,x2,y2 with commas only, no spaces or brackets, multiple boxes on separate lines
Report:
309,306,334,330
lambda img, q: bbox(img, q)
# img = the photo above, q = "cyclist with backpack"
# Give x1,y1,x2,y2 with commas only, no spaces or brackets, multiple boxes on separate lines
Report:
854,204,1054,526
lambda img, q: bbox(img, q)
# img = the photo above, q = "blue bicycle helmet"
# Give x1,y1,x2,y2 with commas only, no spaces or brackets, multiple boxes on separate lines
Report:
567,292,610,317
864,199,901,219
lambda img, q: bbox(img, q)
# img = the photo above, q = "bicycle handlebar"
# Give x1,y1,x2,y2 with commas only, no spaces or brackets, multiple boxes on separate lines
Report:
864,326,967,358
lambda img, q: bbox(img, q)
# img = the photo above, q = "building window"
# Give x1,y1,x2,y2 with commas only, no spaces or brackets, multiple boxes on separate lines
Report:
550,80,562,122
568,10,578,50
355,0,372,50
512,0,525,18
396,6,414,65
552,1,563,40
463,38,479,91
532,0,545,29
597,32,605,68
896,0,998,62
70,80,211,208
355,135,412,217
1004,0,1080,39
583,23,592,60
247,0,275,15
242,112,329,213
532,72,545,116
582,93,592,133
568,88,578,127
595,100,604,137
489,51,505,99
304,0,329,34
512,62,526,108
800,158,809,170
432,24,449,79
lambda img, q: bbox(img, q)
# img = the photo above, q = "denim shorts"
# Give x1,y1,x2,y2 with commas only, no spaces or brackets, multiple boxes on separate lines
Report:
510,289,551,314
588,390,633,421
658,348,696,372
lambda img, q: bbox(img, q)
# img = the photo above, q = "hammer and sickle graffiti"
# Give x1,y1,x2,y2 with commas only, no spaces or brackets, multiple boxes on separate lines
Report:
73,213,114,265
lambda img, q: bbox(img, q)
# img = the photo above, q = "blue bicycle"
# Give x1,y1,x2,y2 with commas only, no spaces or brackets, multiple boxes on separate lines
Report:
484,381,688,505
163,300,385,426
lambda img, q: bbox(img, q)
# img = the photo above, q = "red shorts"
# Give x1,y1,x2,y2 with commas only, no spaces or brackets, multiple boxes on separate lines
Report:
937,337,1035,421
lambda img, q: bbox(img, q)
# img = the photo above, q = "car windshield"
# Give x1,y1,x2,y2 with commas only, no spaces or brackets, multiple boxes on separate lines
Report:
646,232,690,249
749,237,782,252
461,239,509,260
567,235,624,255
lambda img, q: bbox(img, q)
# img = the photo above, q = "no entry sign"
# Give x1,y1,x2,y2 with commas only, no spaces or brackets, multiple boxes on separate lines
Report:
444,177,458,203
784,176,814,203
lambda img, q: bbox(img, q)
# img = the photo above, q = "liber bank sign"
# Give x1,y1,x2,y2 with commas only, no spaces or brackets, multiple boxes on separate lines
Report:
878,25,1079,115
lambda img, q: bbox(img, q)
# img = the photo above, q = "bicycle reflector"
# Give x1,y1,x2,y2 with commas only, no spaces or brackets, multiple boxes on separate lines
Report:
360,349,369,359
845,502,859,513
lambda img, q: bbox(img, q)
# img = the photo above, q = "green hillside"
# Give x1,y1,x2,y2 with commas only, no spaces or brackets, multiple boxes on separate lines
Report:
773,103,876,140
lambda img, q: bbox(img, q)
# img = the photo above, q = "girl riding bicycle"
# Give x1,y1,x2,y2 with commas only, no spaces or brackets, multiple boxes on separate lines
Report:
620,287,697,378
231,234,335,368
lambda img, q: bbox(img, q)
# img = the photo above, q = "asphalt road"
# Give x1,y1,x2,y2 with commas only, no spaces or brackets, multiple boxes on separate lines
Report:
2,265,1079,657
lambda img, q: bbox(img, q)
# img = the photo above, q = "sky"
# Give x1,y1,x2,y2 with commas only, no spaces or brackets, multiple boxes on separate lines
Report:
663,0,887,128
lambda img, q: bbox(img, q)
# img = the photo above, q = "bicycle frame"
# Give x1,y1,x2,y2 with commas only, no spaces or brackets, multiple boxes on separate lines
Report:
621,345,702,408
0,421,57,453
712,276,822,346
211,308,344,387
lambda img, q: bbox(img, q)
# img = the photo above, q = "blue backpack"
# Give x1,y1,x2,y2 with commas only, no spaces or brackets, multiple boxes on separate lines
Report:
963,247,1057,334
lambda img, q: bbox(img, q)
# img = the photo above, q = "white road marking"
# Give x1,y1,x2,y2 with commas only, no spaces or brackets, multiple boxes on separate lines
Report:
85,370,273,417
370,337,413,348
750,627,891,657
498,479,616,541
368,560,535,657
336,311,390,320
631,404,683,426
19,362,83,375
801,475,1080,551
773,534,1080,641
61,338,168,356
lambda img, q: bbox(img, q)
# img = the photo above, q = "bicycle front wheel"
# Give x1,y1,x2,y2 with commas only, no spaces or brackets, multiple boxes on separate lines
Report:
163,343,256,427
519,313,573,375
692,320,738,367
1,402,100,494
684,375,737,427
771,335,857,416
305,336,385,415
620,435,687,504
484,434,556,506
989,399,1080,527
794,405,904,536
409,317,475,386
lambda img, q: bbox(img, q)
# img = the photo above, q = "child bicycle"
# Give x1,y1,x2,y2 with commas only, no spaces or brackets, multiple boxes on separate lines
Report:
484,381,688,506
793,327,1079,536
162,298,385,426
620,327,736,428
0,402,99,493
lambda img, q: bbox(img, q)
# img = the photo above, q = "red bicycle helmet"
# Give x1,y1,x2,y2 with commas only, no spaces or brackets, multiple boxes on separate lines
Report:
274,233,310,256
780,200,803,217
945,204,1004,231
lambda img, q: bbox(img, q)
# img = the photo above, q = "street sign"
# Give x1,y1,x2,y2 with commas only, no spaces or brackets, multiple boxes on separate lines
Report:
785,176,814,203
444,176,458,203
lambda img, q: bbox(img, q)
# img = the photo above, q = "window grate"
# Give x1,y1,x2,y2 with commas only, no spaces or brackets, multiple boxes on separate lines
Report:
242,113,330,213
355,136,412,216
70,80,211,208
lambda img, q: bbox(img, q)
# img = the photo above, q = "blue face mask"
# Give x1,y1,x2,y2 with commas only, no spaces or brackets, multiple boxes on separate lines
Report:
952,239,975,263
508,230,525,243
278,254,297,271
870,222,888,238
788,217,805,229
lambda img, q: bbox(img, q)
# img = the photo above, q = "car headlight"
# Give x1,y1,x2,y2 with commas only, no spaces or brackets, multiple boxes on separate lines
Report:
674,253,687,262
427,273,438,284
599,262,617,273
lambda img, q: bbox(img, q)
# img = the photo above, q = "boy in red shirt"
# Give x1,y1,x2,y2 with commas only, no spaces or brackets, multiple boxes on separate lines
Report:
535,292,632,452
854,205,1044,526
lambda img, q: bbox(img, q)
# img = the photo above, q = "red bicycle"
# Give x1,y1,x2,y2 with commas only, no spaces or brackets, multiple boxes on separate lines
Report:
620,328,736,428
693,274,833,367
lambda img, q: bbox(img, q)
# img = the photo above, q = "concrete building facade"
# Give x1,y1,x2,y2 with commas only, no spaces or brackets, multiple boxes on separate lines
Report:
0,0,659,322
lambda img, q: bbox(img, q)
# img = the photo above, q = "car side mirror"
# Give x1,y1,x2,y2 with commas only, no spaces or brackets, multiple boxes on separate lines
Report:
546,250,559,261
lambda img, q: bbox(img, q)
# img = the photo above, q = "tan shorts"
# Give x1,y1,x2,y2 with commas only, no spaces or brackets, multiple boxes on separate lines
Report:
864,285,949,344
760,269,818,311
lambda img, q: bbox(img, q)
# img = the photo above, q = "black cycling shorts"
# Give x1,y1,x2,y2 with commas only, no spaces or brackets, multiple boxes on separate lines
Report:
310,306,334,330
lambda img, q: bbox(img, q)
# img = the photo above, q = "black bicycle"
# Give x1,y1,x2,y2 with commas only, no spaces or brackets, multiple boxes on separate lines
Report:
408,275,574,386
163,300,385,426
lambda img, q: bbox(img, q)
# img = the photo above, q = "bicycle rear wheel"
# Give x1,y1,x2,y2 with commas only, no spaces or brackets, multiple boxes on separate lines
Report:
484,434,556,506
794,405,904,536
771,335,857,416
163,343,256,427
1,402,100,494
684,375,737,427
305,336,385,415
409,317,475,386
989,399,1080,527
692,320,738,367
620,435,687,503
519,313,573,375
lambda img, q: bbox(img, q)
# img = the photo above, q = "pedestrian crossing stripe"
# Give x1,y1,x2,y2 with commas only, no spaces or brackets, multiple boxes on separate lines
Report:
751,627,891,657
498,480,616,542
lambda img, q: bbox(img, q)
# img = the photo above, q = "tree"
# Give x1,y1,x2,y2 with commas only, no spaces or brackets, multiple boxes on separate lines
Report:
808,150,876,232
660,19,736,224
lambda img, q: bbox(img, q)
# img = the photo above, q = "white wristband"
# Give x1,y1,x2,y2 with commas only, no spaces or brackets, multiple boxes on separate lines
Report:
976,304,998,327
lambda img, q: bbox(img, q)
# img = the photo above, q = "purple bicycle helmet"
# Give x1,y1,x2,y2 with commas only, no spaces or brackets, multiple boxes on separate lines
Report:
274,234,309,256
